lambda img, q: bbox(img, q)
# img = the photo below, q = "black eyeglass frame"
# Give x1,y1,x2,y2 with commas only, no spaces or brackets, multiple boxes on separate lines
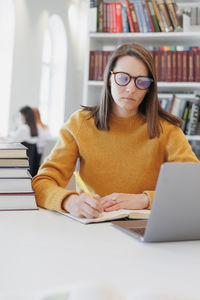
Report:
110,71,154,90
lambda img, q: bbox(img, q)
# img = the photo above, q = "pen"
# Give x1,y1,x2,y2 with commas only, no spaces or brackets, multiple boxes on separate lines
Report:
74,170,92,197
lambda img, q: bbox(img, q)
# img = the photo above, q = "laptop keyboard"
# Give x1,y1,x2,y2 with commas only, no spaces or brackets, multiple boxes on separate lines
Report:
129,227,146,236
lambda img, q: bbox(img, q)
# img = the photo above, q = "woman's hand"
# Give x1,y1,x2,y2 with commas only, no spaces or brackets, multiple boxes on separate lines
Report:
63,193,103,219
100,193,149,212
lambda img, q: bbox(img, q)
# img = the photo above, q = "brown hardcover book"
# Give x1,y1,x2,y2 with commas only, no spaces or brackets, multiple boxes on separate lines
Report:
129,3,140,32
188,49,194,82
151,0,165,32
165,0,182,32
156,0,173,32
153,49,160,81
159,47,166,81
124,0,135,32
195,49,200,82
144,0,155,32
89,51,95,80
166,50,172,82
171,50,177,82
182,50,188,82
176,47,183,82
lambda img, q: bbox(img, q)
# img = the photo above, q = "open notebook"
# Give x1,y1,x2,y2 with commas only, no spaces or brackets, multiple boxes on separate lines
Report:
60,209,150,224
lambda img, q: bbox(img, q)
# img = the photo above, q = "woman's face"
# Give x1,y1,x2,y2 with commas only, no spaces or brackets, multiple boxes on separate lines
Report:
110,55,149,118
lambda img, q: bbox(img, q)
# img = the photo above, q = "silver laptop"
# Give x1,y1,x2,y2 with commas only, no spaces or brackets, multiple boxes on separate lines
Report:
112,162,200,242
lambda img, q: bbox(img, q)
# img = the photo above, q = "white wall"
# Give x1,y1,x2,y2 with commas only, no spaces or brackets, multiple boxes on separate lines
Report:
8,0,88,130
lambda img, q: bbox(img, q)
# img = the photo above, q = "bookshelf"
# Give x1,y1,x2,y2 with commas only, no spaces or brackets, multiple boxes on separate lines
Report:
83,0,200,141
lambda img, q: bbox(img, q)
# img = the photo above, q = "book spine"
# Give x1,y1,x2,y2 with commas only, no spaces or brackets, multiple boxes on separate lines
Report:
144,0,155,32
182,47,189,82
171,50,177,82
151,0,165,32
188,49,194,82
142,0,152,32
165,0,182,32
136,0,148,33
97,0,103,32
129,3,139,32
106,2,110,33
154,49,160,81
187,103,200,135
132,0,143,32
103,2,107,32
195,49,200,82
124,0,135,32
115,3,123,33
121,6,130,32
156,0,173,32
166,50,172,82
176,47,183,82
89,51,95,80
147,0,160,32
110,3,115,33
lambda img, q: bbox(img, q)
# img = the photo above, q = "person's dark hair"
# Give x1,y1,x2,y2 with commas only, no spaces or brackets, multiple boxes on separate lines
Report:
19,106,38,137
83,43,183,139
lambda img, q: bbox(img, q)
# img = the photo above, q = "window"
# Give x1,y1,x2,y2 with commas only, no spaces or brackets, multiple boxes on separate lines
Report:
0,0,15,136
39,14,67,137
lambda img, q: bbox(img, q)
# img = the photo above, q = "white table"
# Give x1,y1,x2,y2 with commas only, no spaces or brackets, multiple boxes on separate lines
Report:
1,209,200,300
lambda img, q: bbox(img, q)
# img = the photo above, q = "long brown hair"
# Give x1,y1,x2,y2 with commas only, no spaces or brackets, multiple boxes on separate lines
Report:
33,107,48,129
83,43,182,139
20,106,38,137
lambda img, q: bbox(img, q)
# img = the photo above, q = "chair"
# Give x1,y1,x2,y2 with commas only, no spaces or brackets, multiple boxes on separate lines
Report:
21,142,40,177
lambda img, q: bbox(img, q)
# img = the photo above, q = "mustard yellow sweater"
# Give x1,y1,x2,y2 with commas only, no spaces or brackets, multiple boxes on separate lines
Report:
32,109,198,213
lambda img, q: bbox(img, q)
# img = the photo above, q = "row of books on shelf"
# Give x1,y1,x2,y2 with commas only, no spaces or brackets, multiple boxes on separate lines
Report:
0,143,38,211
90,0,184,33
89,47,200,82
159,95,200,135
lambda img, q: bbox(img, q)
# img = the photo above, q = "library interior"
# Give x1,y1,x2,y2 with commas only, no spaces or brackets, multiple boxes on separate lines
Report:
0,0,200,299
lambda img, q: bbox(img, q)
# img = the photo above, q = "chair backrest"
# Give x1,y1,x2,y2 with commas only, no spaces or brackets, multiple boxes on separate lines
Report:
21,142,40,177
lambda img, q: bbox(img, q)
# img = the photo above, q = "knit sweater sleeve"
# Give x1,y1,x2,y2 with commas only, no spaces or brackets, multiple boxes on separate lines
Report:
32,114,82,213
143,124,199,209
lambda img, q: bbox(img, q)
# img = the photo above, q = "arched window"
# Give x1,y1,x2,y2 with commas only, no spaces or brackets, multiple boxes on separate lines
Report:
39,14,67,137
0,0,15,136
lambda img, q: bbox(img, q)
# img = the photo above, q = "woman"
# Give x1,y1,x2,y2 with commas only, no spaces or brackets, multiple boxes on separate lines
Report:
32,43,198,219
3,106,38,143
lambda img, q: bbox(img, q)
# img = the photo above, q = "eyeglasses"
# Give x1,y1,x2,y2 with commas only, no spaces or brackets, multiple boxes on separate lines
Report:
111,71,154,90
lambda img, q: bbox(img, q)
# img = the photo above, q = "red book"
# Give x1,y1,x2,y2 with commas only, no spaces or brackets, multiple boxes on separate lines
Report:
115,3,123,33
124,0,135,32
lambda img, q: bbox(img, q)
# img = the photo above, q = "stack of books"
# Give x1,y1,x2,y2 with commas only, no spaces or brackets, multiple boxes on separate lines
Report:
0,142,38,210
